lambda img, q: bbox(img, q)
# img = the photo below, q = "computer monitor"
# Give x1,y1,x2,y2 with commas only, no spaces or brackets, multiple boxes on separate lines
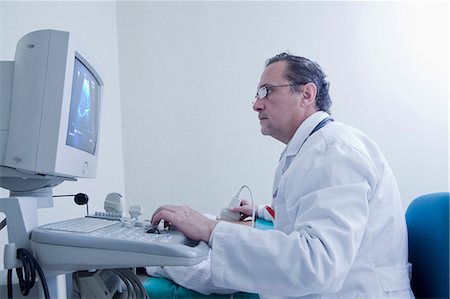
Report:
2,29,103,181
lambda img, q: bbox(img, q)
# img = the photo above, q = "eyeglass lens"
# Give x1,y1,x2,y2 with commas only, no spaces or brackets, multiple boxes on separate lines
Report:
256,86,268,99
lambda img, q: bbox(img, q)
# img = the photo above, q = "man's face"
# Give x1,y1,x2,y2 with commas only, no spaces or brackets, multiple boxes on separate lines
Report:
253,61,303,144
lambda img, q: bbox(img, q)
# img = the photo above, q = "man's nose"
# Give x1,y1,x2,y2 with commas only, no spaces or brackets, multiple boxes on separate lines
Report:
252,98,263,111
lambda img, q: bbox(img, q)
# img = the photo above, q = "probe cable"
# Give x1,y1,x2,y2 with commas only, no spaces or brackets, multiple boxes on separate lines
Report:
7,248,50,299
110,268,149,299
236,185,256,227
0,218,6,230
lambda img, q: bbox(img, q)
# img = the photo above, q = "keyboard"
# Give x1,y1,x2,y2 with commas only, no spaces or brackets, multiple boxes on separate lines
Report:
31,217,209,273
89,223,171,243
42,217,118,233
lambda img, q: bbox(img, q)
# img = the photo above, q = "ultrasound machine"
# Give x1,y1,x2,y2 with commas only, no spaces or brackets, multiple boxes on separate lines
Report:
0,29,208,298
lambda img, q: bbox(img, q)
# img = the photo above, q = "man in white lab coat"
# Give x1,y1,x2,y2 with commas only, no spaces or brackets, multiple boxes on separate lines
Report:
151,53,414,298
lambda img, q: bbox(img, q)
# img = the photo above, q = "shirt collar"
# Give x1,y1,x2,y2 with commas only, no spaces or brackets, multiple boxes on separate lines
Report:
279,111,331,160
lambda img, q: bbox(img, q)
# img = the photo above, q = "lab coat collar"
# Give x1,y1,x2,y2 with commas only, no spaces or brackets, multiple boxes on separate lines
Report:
279,111,331,161
273,111,331,198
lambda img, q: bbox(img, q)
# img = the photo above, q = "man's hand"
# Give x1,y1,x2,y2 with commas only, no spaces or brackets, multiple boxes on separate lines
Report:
151,205,217,242
230,199,258,219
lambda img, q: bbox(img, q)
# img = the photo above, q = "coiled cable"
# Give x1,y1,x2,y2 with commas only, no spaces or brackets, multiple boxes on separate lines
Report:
7,248,50,299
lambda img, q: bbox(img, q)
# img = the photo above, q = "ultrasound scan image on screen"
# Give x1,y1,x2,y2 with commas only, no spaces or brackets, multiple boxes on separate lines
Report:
66,57,100,155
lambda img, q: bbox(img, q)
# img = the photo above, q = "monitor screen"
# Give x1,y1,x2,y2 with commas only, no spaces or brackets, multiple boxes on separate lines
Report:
66,57,100,155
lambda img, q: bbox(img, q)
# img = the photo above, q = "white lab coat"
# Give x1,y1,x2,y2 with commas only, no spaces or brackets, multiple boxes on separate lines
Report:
210,111,414,299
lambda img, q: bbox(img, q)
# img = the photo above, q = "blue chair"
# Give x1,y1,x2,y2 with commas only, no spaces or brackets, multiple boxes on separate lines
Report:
405,192,449,298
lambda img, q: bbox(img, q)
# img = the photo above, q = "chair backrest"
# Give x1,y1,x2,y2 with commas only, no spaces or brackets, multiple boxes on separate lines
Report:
405,192,449,299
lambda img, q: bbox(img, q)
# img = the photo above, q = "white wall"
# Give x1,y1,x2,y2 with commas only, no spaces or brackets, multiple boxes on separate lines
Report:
0,1,125,269
116,1,448,216
0,0,447,262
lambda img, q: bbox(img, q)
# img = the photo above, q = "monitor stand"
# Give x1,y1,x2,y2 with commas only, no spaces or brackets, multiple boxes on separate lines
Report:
0,195,65,298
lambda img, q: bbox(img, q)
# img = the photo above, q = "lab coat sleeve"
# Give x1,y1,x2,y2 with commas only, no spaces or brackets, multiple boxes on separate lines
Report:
145,213,238,295
146,250,237,295
210,142,377,296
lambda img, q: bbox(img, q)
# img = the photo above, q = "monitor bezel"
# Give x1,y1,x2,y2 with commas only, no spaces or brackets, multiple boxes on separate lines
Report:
47,39,104,178
51,49,103,177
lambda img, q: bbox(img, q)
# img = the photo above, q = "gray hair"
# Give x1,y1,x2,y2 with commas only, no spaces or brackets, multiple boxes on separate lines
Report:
266,53,332,114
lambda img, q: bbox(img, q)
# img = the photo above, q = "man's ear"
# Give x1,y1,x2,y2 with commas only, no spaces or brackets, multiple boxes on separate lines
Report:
300,83,317,106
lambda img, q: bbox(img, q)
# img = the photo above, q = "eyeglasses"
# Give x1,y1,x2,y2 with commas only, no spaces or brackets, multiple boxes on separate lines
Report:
255,84,296,100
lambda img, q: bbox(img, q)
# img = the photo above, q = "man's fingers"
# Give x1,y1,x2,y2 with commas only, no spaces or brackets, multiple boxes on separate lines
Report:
240,199,250,205
151,205,217,242
151,209,175,226
152,204,177,215
151,205,181,221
